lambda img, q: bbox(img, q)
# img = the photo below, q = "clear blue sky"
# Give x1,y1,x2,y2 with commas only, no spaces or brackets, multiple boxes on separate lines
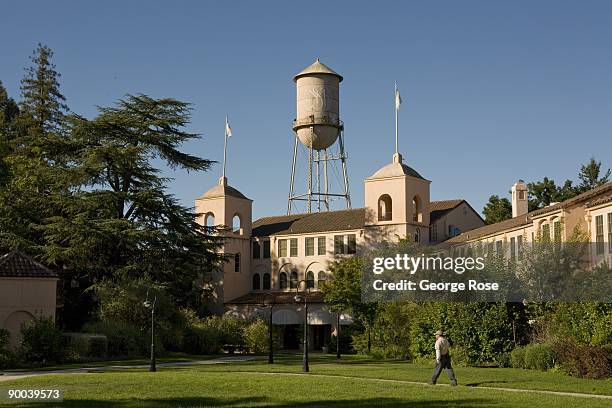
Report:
2,1,611,218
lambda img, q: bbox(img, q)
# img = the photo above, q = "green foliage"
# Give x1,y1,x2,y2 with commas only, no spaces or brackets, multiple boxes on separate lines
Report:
242,318,269,354
61,333,108,361
523,344,556,371
18,316,63,363
547,303,612,346
576,157,610,193
0,328,17,369
482,195,512,224
82,320,148,357
510,347,526,369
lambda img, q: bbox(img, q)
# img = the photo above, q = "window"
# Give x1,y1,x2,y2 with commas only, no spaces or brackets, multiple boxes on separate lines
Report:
334,235,345,254
517,235,523,260
232,214,241,234
305,237,315,256
378,194,392,221
317,271,326,288
278,240,288,257
263,241,271,258
252,273,261,290
263,273,271,290
496,240,503,255
553,220,562,242
234,253,241,272
414,228,420,243
205,213,215,227
290,238,298,257
510,237,516,261
518,191,525,200
429,223,438,242
608,213,612,253
347,234,356,254
542,223,550,242
290,271,298,289
253,241,261,259
595,215,604,255
413,196,422,222
279,272,287,290
317,237,326,255
306,271,315,288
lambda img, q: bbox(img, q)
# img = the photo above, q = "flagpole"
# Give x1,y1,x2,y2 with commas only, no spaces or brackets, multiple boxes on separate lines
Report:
394,81,399,155
223,115,228,179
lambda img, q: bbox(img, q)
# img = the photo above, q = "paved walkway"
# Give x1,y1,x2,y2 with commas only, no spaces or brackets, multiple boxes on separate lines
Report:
2,358,611,401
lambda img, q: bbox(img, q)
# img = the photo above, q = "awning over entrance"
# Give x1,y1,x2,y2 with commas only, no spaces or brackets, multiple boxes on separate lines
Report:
272,309,301,325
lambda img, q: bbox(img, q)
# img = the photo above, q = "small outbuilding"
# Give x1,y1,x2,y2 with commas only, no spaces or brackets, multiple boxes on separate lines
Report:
0,250,58,349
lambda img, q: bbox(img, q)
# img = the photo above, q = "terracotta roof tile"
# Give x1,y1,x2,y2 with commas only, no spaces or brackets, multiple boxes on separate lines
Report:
0,250,58,278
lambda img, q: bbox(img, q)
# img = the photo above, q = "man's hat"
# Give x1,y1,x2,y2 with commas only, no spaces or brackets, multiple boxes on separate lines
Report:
434,330,444,336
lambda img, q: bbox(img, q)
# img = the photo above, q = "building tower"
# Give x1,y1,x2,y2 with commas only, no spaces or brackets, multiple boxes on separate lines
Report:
287,59,351,214
511,179,528,217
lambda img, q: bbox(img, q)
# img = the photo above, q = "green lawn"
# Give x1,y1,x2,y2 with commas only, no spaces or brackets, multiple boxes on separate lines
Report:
1,355,611,407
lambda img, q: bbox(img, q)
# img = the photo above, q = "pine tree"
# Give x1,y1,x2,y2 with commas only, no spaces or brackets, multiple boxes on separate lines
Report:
19,44,68,140
576,158,610,193
482,195,512,224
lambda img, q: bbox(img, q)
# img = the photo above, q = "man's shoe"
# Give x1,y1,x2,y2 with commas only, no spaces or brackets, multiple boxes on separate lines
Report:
450,382,457,386
427,381,435,385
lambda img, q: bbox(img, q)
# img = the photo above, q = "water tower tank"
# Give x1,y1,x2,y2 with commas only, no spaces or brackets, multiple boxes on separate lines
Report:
293,59,343,151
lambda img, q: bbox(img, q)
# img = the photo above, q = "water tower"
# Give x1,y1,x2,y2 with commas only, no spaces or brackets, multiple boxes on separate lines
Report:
287,59,351,214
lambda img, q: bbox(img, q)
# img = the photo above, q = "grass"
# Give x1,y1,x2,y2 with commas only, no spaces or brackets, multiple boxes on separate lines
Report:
1,354,611,407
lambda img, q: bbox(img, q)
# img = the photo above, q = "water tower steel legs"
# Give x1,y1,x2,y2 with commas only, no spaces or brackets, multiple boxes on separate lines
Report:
287,129,351,215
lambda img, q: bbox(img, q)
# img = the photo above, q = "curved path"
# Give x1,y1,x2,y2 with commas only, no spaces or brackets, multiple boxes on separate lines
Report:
1,357,610,400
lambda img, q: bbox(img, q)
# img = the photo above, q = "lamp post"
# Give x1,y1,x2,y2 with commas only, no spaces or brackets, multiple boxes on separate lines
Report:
143,294,157,372
294,279,311,372
263,293,275,364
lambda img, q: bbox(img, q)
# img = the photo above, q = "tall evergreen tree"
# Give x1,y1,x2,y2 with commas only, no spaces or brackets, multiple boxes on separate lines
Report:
576,158,610,193
19,44,68,141
0,80,20,139
40,94,222,310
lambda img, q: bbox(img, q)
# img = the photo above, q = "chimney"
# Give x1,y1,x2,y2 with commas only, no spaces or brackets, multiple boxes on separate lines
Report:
511,180,528,218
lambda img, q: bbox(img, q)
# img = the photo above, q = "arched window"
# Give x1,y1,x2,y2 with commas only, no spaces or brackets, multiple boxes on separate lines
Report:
290,271,298,289
413,196,422,222
378,194,393,221
232,214,242,234
317,271,326,288
414,228,420,243
234,253,241,272
279,272,288,290
252,273,261,290
205,213,215,227
263,273,271,290
306,271,315,288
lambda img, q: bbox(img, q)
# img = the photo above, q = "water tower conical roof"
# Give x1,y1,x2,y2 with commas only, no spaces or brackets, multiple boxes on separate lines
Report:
294,58,343,82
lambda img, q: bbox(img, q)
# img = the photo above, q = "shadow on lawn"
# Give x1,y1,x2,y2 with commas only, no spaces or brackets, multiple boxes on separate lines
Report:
14,397,495,407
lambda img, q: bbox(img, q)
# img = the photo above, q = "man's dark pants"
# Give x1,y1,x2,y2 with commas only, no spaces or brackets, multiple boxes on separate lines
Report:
430,354,457,385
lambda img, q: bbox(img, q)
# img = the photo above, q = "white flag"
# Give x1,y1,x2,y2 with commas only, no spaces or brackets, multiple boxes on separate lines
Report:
395,87,402,110
225,116,232,138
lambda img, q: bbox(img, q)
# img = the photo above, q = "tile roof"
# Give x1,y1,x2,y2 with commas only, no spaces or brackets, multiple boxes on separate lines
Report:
0,250,58,278
294,58,343,82
226,291,325,305
430,199,464,223
252,208,366,237
447,182,612,244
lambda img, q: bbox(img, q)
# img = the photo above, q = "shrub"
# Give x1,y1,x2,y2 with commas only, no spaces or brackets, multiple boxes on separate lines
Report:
61,333,108,361
181,324,222,355
510,346,526,369
523,343,555,371
19,316,63,364
242,319,269,354
0,328,17,369
82,320,147,357
553,339,612,379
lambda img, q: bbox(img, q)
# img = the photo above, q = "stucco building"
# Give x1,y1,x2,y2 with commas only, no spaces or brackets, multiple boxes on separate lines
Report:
0,250,58,349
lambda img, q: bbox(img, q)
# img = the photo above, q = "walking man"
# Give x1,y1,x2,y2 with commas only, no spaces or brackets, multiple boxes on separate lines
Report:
428,330,457,386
